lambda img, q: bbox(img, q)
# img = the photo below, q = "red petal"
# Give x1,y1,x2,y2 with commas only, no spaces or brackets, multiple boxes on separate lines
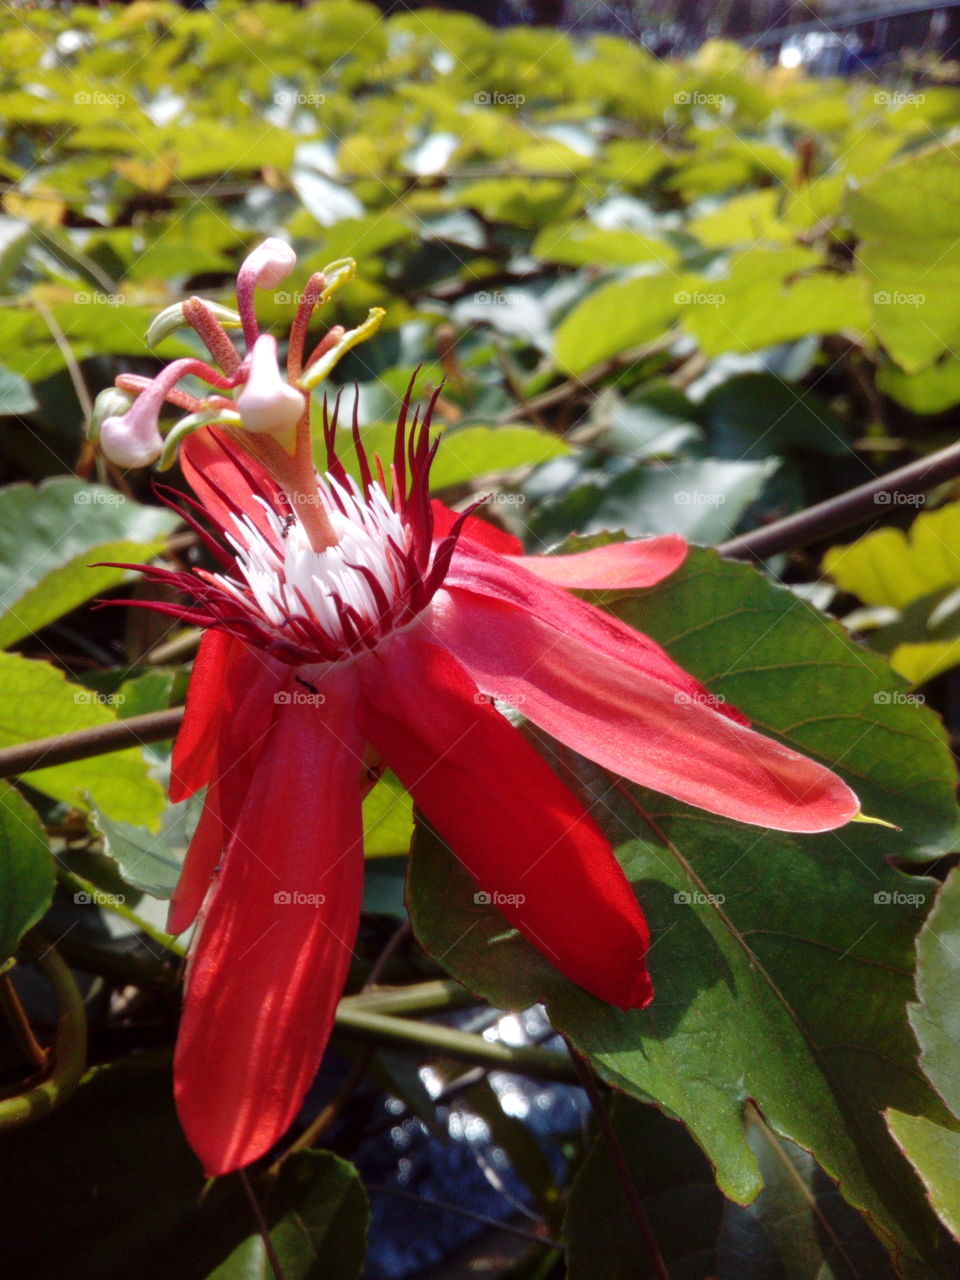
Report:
174,668,365,1175
444,538,750,727
180,426,280,545
509,534,687,589
168,644,289,935
430,498,523,554
357,631,653,1011
170,629,234,802
430,589,860,833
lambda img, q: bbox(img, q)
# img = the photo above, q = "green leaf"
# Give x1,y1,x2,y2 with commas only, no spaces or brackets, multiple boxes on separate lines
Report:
324,423,570,494
886,1111,960,1242
910,870,960,1083
682,250,871,355
0,652,165,828
720,1112,900,1279
362,770,414,858
408,546,960,1279
0,477,178,649
0,782,54,961
823,501,960,683
531,457,776,545
0,365,38,416
532,221,679,269
564,1095,724,1280
877,358,960,414
848,144,960,372
553,274,681,375
0,1052,369,1280
823,503,960,613
428,425,571,490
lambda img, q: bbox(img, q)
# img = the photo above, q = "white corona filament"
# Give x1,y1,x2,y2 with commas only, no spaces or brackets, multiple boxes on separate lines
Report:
215,473,413,651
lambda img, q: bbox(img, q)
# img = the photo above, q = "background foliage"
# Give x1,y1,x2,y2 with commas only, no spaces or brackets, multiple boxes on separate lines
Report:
2,4,960,1278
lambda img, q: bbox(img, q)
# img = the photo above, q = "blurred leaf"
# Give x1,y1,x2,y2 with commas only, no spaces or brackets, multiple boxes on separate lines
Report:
0,652,165,828
429,425,571,491
553,274,680,375
877,358,960,414
849,145,960,372
682,251,870,355
0,782,54,961
0,478,178,649
0,366,38,416
532,222,679,269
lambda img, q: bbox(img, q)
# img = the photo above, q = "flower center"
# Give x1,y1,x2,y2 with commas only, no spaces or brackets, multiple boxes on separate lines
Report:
216,472,417,660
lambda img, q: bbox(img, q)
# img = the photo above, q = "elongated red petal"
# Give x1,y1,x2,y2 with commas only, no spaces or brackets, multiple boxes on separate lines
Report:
170,629,234,801
174,668,365,1175
509,534,686,589
168,643,288,934
430,589,859,833
357,630,653,1011
444,539,750,727
430,498,523,554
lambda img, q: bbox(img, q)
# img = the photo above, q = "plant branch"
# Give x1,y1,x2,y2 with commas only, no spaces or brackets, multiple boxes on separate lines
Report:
565,1038,671,1280
333,1007,577,1081
0,931,87,1130
717,437,960,561
0,708,184,779
238,1169,286,1280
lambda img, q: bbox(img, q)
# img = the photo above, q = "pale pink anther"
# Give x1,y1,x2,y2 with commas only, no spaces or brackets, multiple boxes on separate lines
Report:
100,358,237,469
236,238,297,349
235,335,306,437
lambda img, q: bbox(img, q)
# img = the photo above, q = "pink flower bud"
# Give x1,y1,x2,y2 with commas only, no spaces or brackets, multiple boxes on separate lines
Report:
236,335,305,436
100,409,164,468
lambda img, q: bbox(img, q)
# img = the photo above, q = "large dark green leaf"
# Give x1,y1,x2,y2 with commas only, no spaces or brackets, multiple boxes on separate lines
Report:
408,547,960,1279
0,1053,369,1280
